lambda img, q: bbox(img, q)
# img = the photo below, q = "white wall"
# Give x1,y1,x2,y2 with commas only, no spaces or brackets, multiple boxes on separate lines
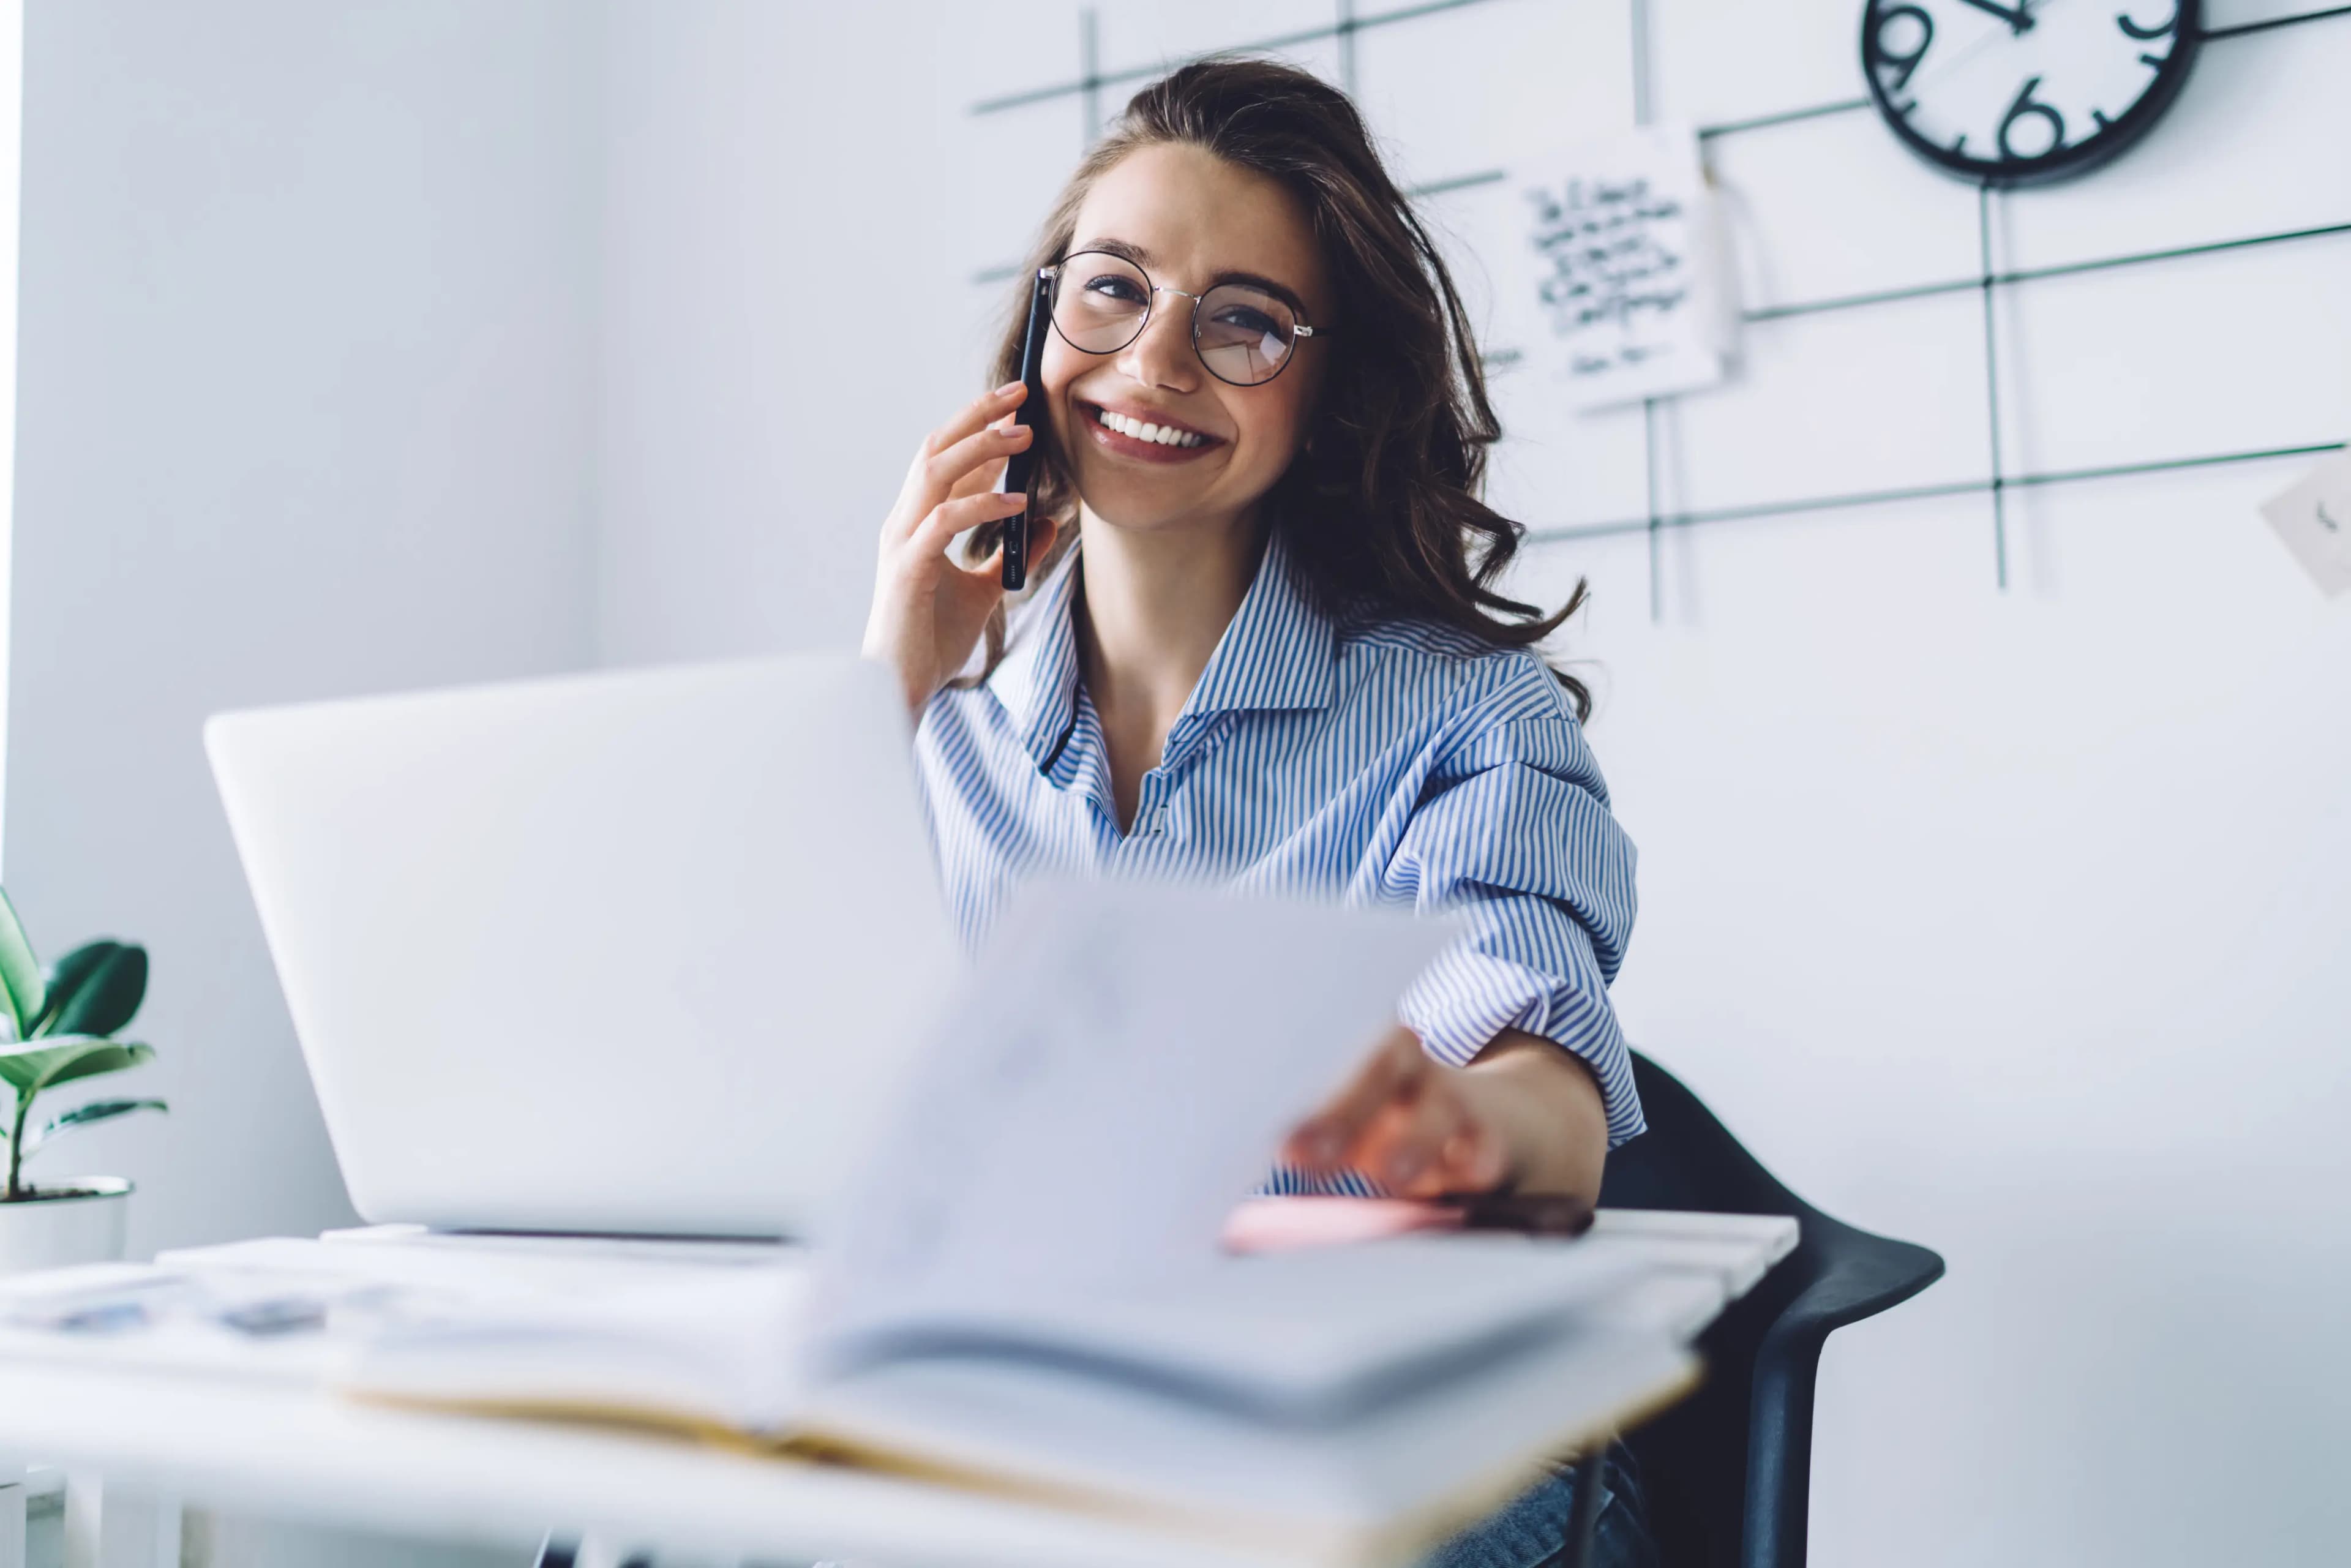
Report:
592,1,2351,1564
594,2,1013,664
4,0,601,1256
0,0,22,830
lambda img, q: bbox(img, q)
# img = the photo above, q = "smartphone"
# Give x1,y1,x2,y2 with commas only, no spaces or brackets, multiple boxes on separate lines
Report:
1000,268,1054,591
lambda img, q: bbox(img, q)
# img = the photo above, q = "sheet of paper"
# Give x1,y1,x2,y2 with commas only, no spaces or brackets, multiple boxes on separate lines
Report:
809,879,1453,1349
1496,124,1738,412
2259,448,2351,596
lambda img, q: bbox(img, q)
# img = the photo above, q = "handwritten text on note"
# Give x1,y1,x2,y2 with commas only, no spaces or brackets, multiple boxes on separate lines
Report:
1499,126,1737,412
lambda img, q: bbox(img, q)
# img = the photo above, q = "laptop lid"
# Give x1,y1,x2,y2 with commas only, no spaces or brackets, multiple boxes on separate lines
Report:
205,655,958,1240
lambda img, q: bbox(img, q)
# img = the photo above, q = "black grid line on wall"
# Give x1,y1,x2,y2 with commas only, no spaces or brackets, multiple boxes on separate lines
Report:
967,1,2351,607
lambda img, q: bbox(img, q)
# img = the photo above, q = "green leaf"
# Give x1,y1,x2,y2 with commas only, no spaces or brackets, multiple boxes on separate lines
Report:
36,942,147,1038
21,1097,167,1157
0,888,45,1042
0,1037,155,1095
41,1097,167,1133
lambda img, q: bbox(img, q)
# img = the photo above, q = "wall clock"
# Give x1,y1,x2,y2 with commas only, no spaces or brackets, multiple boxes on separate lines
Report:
1861,0,2201,186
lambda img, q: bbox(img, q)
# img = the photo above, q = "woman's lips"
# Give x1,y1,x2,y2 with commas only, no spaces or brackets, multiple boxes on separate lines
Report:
1078,401,1224,465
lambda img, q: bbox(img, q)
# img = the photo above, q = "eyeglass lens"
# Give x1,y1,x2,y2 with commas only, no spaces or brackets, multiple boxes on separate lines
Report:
1050,250,1301,387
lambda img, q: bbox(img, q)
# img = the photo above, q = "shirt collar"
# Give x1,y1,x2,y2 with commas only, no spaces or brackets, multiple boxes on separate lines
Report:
991,530,1337,773
1182,529,1337,719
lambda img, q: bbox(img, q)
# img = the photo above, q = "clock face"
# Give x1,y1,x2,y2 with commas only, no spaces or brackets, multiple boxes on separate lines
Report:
1861,0,2202,186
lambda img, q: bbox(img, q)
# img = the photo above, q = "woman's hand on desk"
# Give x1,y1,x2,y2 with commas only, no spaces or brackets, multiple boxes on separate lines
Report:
1279,1025,1608,1204
862,381,1062,718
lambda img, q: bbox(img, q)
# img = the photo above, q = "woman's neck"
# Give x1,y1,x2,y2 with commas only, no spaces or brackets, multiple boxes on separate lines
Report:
1072,505,1262,820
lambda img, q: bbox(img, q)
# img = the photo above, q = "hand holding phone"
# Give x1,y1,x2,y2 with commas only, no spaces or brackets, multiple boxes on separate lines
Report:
999,268,1054,590
863,383,1041,720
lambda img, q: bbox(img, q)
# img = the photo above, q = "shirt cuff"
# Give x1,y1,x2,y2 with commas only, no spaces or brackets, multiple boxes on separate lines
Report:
1400,951,1646,1148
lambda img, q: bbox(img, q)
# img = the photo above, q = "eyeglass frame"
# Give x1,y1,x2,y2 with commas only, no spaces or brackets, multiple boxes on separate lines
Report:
1038,251,1323,388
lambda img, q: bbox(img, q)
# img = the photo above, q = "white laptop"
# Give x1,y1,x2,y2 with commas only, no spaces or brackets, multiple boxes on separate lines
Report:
204,655,959,1242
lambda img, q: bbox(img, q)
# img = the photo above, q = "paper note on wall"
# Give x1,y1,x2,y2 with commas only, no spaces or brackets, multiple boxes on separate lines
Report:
2258,448,2351,597
1498,125,1738,412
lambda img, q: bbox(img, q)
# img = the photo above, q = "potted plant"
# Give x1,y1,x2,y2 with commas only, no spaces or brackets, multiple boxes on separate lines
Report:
0,888,165,1274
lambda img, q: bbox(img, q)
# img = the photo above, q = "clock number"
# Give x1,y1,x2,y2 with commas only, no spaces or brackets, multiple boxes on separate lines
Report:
1997,75,2067,162
2116,2,2180,40
1868,5,1935,94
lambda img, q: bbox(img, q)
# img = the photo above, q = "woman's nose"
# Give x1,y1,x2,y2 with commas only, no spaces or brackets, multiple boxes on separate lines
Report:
1117,291,1201,392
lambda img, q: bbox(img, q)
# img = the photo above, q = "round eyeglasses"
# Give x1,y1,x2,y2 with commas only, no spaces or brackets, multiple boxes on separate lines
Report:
1044,250,1320,388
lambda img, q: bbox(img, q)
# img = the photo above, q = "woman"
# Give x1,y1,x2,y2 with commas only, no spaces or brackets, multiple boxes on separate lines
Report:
861,58,1655,1567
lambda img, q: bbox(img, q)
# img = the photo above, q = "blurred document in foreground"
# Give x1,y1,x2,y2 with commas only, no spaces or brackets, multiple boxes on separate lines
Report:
1498,125,1739,411
812,878,1449,1322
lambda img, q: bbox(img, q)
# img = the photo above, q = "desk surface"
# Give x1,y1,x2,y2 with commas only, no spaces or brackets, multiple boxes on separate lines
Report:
0,1210,1796,1568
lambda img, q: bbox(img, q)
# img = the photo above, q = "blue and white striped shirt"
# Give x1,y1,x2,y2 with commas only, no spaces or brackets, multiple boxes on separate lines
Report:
913,531,1643,1189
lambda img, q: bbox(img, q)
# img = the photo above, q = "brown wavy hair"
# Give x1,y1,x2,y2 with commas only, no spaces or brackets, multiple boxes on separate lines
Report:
967,54,1591,719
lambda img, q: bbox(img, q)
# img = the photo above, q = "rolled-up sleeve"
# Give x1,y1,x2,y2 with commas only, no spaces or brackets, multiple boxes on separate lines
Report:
1383,710,1644,1146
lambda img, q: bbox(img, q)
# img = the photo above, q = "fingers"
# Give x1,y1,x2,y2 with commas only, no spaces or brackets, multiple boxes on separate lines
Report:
918,381,1029,464
892,426,1033,544
864,384,1041,719
926,503,1063,585
1433,1107,1510,1195
948,403,1053,500
1371,1086,1473,1196
895,385,1033,529
907,489,1030,560
926,419,1033,497
1284,1026,1425,1169
951,508,1061,578
945,448,1013,504
1283,1026,1510,1196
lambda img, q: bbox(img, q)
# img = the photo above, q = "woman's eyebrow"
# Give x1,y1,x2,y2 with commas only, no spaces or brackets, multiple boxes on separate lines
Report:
1071,237,1313,320
1076,236,1152,266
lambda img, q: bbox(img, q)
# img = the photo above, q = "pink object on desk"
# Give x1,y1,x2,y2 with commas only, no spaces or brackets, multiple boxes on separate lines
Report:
1220,1196,1469,1254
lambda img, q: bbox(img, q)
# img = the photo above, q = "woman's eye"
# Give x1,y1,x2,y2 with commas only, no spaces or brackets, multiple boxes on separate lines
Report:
1213,305,1281,337
1082,275,1148,305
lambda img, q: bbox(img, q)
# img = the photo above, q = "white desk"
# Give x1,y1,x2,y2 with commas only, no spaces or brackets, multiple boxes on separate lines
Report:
0,1212,1796,1568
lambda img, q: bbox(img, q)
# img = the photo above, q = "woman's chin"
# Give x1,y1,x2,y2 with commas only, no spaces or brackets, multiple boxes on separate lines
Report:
1074,473,1260,538
1080,498,1231,537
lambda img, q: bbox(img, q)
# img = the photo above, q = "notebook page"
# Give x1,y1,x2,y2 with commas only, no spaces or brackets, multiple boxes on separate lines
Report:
832,1235,1643,1423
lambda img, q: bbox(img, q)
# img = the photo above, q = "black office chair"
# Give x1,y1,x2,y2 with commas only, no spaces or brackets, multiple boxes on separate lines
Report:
1595,1050,1944,1568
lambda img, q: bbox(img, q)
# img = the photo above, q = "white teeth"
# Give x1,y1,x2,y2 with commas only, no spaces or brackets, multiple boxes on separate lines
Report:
1097,407,1203,448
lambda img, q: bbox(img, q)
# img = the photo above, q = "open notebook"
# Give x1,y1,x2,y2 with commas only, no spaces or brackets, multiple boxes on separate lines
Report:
338,882,1694,1564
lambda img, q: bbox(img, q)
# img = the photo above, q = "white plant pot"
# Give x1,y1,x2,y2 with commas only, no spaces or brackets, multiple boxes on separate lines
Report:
0,1177,132,1275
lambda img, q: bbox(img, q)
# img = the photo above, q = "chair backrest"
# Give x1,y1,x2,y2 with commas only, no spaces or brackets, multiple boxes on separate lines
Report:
1597,1051,1943,1568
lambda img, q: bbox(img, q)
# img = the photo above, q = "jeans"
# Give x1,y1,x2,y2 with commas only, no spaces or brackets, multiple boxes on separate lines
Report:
1417,1445,1659,1568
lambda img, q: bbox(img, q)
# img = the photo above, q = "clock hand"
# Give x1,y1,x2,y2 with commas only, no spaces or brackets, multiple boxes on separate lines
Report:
1953,0,2036,32
1909,0,2066,94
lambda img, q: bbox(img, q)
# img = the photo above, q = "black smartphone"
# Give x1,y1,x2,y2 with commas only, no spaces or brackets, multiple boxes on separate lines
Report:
1000,268,1054,591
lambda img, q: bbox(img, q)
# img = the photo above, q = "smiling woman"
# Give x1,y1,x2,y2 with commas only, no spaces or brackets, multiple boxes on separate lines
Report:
957,62,1590,720
858,56,1652,1567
